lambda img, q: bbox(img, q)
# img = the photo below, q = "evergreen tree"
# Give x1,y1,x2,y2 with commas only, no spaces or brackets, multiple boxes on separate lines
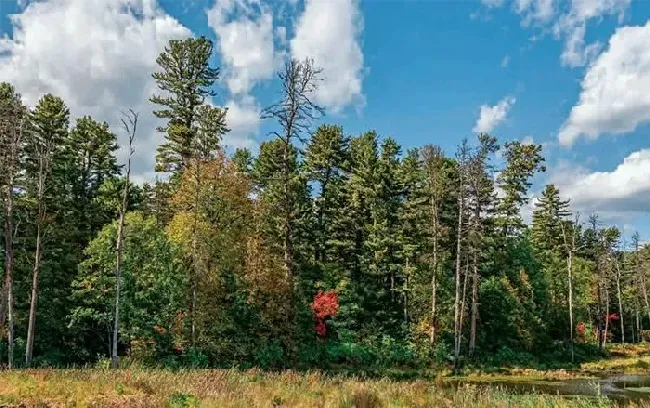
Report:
151,37,220,172
24,94,70,366
496,141,545,237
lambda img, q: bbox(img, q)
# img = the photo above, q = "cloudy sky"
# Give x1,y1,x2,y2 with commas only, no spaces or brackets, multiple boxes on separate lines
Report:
1,0,649,239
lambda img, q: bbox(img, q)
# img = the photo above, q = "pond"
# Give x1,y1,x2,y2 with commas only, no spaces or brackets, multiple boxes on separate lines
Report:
454,374,650,403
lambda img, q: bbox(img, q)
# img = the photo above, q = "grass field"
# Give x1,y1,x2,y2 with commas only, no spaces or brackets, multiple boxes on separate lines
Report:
0,368,642,408
2,345,650,407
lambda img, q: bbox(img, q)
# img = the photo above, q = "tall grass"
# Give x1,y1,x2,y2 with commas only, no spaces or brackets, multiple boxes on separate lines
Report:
0,369,641,407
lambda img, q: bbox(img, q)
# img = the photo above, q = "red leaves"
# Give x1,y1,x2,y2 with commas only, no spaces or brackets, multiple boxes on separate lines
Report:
311,290,339,319
311,290,338,338
576,322,585,333
608,313,620,321
315,320,327,337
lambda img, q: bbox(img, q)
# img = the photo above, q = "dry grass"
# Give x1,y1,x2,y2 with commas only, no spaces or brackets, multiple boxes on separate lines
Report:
0,368,641,408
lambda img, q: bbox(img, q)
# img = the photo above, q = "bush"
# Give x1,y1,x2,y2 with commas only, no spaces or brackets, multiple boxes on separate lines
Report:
253,341,285,368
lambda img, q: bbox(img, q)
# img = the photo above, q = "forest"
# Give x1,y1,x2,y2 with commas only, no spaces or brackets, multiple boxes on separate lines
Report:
0,35,648,373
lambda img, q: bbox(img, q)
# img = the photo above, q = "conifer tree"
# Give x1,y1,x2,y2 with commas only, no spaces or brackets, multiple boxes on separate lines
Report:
0,83,25,368
151,37,219,172
24,94,70,366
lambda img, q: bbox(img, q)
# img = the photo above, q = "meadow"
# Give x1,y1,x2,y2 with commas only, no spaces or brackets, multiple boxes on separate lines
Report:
0,368,636,408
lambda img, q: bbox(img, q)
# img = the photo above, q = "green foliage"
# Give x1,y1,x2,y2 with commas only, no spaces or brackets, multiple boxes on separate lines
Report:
2,41,648,373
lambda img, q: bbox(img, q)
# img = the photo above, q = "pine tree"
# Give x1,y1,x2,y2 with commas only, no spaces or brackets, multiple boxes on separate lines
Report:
304,125,349,266
496,141,545,237
24,94,70,366
466,133,499,357
419,145,452,345
151,37,220,172
0,82,25,368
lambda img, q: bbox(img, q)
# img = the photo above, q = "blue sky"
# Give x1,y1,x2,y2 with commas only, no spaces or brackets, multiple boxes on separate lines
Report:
1,0,650,240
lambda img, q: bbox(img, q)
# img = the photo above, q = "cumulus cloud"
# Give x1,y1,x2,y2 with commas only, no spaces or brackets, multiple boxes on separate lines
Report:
206,0,281,147
555,0,629,67
481,0,630,67
223,96,261,150
0,0,191,183
472,95,516,133
558,22,650,146
545,150,650,215
482,0,506,8
290,0,365,112
207,0,276,96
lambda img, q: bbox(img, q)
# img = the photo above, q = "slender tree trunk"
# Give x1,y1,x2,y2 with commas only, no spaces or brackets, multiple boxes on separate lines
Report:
26,153,48,367
568,248,574,363
597,261,604,350
453,187,464,373
25,223,42,366
640,269,650,341
112,209,125,369
615,259,625,344
4,152,17,369
112,110,137,369
430,201,439,345
460,260,469,348
634,298,641,343
604,285,610,346
469,251,479,357
403,258,409,324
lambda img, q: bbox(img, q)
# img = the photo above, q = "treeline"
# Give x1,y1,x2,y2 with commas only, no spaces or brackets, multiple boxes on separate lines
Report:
1,36,649,370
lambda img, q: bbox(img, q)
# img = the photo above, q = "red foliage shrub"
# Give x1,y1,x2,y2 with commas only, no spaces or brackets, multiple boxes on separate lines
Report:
608,313,620,321
311,290,339,319
576,322,585,333
311,290,339,338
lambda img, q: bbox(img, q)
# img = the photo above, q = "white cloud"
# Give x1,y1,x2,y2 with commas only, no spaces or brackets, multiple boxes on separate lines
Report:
473,95,516,133
546,150,650,215
521,135,535,145
501,54,510,68
482,0,506,7
517,0,557,25
290,0,365,112
223,96,260,149
482,0,631,67
207,0,276,95
558,22,650,146
0,0,192,183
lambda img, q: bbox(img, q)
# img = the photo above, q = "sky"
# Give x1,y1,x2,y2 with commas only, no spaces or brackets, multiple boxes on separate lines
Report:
0,0,649,241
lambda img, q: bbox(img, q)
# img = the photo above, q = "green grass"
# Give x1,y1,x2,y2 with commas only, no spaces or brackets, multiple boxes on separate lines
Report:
0,368,641,407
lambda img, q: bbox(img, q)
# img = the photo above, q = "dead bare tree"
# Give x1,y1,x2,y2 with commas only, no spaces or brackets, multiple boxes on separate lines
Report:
262,58,323,281
112,109,138,369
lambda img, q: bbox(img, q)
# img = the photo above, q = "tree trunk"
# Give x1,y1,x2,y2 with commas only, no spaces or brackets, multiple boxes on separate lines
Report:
453,187,464,373
4,171,15,369
25,223,42,366
616,259,625,344
26,153,48,367
604,285,610,346
640,268,650,341
403,258,409,325
112,110,137,369
469,251,479,357
112,209,125,369
568,249,574,363
430,206,438,345
597,261,604,350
